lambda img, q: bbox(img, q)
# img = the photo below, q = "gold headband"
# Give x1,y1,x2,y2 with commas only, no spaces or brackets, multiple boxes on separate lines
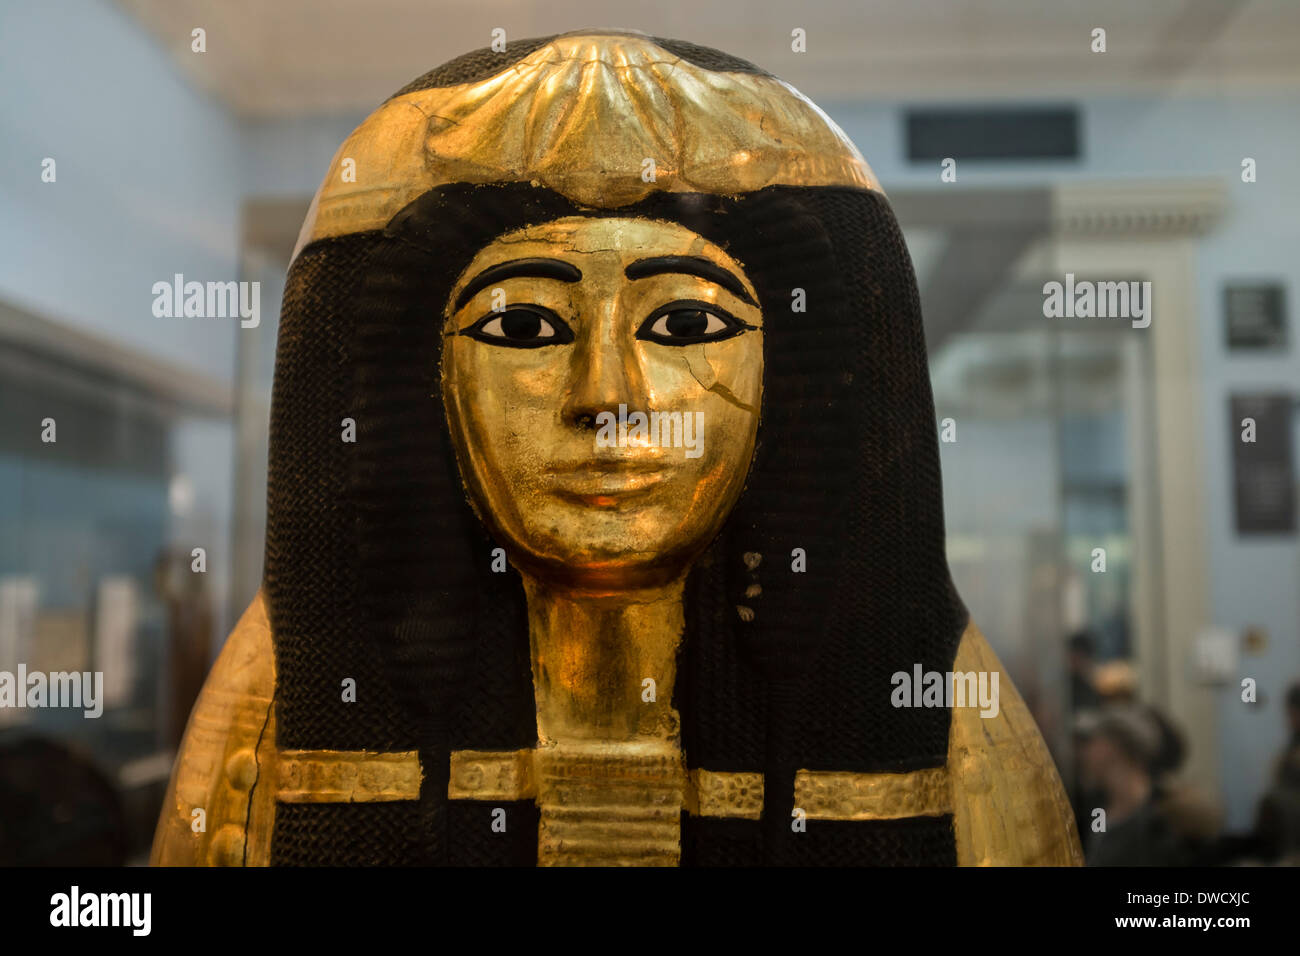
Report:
293,32,881,257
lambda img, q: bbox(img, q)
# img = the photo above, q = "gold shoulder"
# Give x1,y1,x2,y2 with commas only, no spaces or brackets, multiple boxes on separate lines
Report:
150,590,277,866
948,621,1084,866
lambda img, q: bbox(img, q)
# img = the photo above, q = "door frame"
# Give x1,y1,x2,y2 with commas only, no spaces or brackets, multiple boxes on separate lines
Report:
1050,179,1226,795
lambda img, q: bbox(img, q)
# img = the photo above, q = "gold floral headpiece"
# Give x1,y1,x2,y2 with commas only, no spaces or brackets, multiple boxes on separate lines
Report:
293,31,880,257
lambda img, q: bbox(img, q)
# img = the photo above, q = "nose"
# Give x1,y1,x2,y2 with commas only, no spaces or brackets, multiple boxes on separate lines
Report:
560,301,650,431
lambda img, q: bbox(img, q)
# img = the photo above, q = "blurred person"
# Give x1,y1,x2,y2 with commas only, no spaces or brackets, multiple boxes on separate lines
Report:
1093,658,1138,701
1068,651,1189,842
1067,630,1104,842
1079,705,1219,866
1252,681,1300,863
1092,658,1187,779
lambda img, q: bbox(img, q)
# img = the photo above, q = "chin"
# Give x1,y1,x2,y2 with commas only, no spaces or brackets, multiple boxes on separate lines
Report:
513,531,700,590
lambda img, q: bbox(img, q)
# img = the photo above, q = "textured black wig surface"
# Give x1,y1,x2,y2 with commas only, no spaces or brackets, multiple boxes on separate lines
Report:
264,39,968,867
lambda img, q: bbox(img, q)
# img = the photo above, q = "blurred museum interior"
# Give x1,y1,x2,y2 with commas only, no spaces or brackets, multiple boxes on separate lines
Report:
1,0,1298,864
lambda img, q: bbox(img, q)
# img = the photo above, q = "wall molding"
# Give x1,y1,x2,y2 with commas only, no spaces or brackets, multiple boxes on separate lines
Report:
1053,179,1227,238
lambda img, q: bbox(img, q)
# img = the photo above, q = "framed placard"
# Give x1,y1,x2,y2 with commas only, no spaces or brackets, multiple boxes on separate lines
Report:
1230,393,1296,535
1224,283,1287,350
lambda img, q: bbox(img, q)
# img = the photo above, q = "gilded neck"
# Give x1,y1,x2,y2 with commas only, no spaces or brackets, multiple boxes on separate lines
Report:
521,573,687,866
521,574,684,747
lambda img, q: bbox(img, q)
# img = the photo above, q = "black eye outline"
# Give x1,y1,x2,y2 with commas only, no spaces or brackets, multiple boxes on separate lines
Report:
635,299,759,347
458,304,575,349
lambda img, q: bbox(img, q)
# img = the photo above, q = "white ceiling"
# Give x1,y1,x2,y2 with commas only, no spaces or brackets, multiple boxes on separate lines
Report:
117,0,1300,118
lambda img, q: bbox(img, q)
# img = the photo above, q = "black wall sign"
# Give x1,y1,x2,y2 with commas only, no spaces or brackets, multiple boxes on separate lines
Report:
1230,393,1297,535
1225,283,1288,350
904,106,1080,162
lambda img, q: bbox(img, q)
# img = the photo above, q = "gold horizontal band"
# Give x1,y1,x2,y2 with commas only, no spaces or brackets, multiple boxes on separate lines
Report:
448,749,537,801
447,749,768,822
273,746,955,823
689,769,764,819
794,767,953,820
276,749,421,803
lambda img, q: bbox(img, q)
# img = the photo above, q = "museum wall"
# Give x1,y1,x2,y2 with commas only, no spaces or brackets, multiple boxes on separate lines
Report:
0,0,244,384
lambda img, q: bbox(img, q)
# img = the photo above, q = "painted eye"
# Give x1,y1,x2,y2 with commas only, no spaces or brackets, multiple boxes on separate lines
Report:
460,306,574,348
636,300,754,346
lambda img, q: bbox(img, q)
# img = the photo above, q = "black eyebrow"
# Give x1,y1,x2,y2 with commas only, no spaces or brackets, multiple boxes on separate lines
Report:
453,257,582,311
624,255,757,306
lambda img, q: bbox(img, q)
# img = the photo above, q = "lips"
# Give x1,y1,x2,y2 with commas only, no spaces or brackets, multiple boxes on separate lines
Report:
549,458,670,504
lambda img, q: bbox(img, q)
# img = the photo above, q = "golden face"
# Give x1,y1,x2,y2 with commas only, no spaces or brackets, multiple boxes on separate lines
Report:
440,216,763,590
